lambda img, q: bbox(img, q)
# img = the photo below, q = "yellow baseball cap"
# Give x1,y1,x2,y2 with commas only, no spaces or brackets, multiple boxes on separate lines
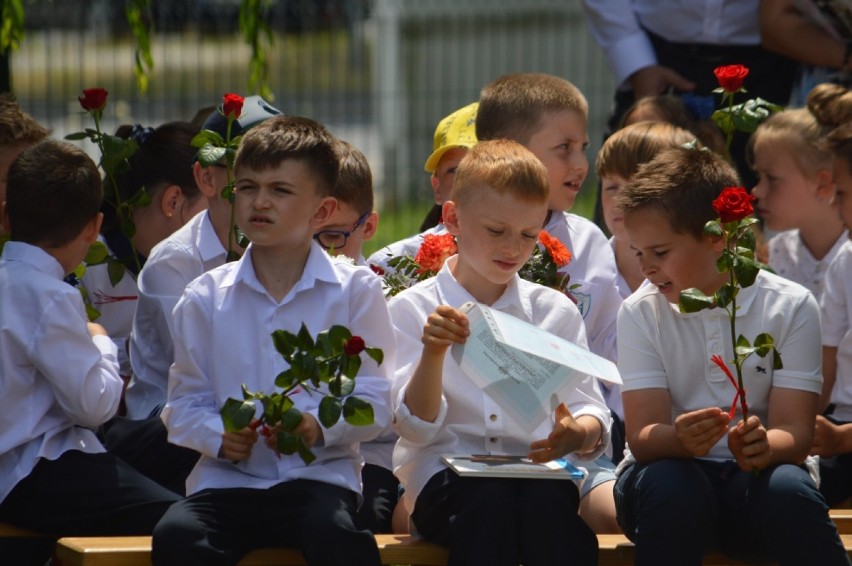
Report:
424,102,478,173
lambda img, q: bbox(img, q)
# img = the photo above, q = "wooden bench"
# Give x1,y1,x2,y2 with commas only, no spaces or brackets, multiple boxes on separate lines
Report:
53,529,852,566
0,522,48,538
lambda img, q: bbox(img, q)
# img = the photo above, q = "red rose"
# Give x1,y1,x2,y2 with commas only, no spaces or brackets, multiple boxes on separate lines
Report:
712,186,755,223
343,336,366,357
415,233,457,274
713,65,749,93
222,93,244,120
78,88,108,112
369,264,385,276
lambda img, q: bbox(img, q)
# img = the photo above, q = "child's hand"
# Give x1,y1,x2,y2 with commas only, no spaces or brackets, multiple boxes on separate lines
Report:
674,407,731,457
264,413,324,454
812,415,844,457
87,322,108,337
421,305,469,353
727,415,771,472
218,420,259,462
528,403,586,462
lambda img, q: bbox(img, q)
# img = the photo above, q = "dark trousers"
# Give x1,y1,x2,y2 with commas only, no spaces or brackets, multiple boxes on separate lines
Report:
355,463,400,534
152,479,381,566
0,449,181,565
100,414,200,496
615,458,850,566
411,468,597,566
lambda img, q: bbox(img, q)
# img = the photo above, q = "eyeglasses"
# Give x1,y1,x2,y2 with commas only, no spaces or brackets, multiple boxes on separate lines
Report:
313,212,370,251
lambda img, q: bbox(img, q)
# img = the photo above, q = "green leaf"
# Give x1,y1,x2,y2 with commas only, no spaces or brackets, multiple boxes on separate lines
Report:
276,430,300,455
64,131,90,141
366,347,384,365
197,145,227,167
716,250,734,273
274,369,299,389
85,303,101,322
120,215,136,240
297,323,315,350
716,283,737,309
736,334,750,349
295,436,316,465
319,396,343,428
272,329,298,357
343,396,374,426
278,406,303,431
703,220,723,237
221,398,256,432
191,130,225,149
732,254,760,287
753,333,775,357
84,241,110,264
679,288,714,313
772,350,784,370
342,355,361,379
127,187,151,208
328,325,352,354
107,259,126,287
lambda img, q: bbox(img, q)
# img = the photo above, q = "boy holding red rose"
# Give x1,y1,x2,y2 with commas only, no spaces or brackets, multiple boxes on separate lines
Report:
614,145,848,565
152,115,395,566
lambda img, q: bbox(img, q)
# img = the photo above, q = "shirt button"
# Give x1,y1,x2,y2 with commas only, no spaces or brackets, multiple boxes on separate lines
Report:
712,343,721,353
490,437,497,443
489,414,497,421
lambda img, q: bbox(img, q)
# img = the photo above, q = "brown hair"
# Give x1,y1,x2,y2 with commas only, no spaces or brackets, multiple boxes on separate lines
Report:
620,95,726,155
6,140,102,247
452,139,549,208
808,82,852,171
476,73,588,144
0,93,49,147
617,146,740,238
234,115,340,195
331,140,373,215
596,121,697,180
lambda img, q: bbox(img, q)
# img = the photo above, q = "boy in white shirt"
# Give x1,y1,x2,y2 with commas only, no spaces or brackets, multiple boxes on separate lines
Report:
390,139,610,565
476,72,622,533
615,146,848,565
0,140,180,564
152,116,395,565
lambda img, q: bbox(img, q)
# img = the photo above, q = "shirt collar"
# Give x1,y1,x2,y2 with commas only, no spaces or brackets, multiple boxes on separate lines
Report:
1,241,65,280
221,241,341,299
434,255,531,320
197,211,228,264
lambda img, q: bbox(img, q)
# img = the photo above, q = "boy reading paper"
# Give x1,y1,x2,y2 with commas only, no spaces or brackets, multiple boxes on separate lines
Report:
390,139,610,566
152,116,395,565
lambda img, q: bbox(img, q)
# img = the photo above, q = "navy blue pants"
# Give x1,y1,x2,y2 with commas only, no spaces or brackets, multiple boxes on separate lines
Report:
152,479,380,566
615,458,850,566
412,468,597,566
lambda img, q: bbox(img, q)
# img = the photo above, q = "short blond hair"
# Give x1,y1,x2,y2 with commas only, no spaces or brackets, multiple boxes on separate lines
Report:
476,73,588,144
452,139,549,208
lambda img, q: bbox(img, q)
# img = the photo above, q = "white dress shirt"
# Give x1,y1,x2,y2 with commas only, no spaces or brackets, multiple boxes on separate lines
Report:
545,211,621,363
126,210,227,419
820,241,852,420
581,0,762,85
162,242,396,496
80,236,139,376
0,242,123,502
617,269,822,468
768,228,848,300
389,257,612,513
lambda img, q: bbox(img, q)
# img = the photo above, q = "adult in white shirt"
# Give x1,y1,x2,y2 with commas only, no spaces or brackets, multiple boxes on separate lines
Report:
580,0,797,185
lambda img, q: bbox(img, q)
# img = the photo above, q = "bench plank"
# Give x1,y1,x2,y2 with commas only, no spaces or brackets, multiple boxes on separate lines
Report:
54,532,852,566
0,522,48,538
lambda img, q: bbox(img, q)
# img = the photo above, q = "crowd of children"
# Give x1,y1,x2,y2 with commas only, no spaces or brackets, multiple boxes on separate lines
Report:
2,68,852,565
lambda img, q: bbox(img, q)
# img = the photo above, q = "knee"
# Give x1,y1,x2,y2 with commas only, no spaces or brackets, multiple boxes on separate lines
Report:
760,464,826,516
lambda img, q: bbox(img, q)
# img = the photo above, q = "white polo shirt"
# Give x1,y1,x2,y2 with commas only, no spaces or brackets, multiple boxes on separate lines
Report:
618,269,822,464
769,228,848,300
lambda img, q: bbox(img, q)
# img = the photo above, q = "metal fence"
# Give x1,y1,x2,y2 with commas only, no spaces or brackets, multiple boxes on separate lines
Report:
7,0,614,238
